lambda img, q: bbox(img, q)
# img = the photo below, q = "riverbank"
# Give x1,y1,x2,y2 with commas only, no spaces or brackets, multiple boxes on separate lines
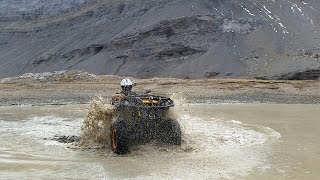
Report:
0,72,319,106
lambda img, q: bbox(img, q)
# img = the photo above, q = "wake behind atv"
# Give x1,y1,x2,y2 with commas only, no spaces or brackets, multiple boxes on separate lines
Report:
110,93,181,154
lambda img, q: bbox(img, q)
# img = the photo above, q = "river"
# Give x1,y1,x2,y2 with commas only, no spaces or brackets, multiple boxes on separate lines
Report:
0,104,319,179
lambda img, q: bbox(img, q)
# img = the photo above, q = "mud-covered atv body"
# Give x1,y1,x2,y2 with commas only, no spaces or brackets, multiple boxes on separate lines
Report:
110,93,181,154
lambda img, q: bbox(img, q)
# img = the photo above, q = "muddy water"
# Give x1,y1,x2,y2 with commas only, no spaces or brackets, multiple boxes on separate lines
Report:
0,104,319,179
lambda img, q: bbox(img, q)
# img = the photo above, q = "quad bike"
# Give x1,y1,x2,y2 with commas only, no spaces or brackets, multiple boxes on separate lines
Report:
110,92,181,154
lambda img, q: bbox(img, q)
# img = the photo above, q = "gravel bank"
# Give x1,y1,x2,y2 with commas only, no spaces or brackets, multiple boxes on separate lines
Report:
1,73,319,106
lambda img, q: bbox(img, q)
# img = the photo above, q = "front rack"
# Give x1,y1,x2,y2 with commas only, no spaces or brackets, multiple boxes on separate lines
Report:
113,95,174,108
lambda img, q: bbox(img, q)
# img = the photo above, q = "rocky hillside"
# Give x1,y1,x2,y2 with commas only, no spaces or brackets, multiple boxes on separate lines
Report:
0,0,320,79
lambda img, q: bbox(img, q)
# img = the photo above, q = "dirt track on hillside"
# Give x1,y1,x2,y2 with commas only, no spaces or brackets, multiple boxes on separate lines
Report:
1,75,319,106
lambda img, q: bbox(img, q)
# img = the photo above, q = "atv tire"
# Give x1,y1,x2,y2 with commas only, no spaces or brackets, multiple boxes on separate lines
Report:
110,120,129,154
159,119,182,145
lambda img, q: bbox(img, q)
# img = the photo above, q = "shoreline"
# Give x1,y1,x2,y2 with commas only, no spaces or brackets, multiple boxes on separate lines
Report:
1,75,319,106
2,102,319,108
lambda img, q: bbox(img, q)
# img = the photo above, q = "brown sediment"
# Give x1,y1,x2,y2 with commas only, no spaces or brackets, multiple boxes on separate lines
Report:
80,96,116,146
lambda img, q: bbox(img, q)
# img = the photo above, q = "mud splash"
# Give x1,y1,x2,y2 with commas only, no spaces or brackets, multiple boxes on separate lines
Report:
167,92,189,119
79,96,116,147
78,93,188,148
77,93,280,154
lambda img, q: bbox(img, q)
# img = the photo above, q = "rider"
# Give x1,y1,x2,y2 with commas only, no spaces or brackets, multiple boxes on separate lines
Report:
120,78,135,95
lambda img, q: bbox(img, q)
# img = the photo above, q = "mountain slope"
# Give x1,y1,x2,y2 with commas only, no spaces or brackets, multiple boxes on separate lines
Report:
0,0,320,79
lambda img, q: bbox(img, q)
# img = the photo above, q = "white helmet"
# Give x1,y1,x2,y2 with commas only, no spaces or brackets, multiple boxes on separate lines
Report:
120,79,133,86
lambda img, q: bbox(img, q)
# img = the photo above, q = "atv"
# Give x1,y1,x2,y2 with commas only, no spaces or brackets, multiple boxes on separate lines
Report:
110,92,181,154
